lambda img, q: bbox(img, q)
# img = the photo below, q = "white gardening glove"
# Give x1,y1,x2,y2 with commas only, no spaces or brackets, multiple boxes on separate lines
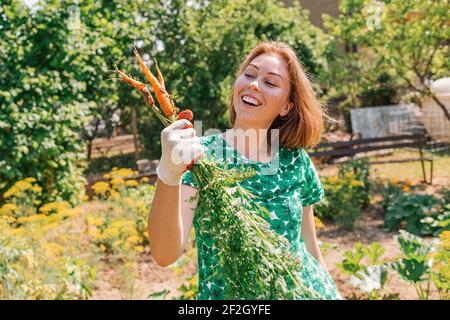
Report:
156,119,205,186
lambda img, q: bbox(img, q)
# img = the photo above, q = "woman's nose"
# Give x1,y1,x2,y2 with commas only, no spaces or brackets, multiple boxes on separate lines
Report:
249,80,260,91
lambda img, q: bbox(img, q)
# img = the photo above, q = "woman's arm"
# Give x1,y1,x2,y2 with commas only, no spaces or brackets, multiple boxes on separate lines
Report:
148,119,203,267
301,205,328,270
148,180,197,267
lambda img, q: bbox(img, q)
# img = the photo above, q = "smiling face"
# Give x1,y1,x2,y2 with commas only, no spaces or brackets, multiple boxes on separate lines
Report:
232,53,293,130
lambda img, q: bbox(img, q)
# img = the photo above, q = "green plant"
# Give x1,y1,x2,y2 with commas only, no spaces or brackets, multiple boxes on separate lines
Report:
322,0,450,118
388,230,435,300
337,242,393,300
340,159,371,208
375,179,407,212
429,231,450,299
383,191,449,236
315,171,365,230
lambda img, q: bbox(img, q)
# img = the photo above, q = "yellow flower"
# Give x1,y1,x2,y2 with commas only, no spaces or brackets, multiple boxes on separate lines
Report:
344,172,354,179
39,202,69,214
188,275,198,286
327,176,338,184
125,179,139,187
64,208,82,218
17,214,48,224
314,216,325,230
0,203,18,215
134,246,145,253
92,181,110,195
3,186,20,198
99,244,107,252
184,290,196,299
42,223,59,232
142,177,149,183
81,195,90,202
109,189,120,200
43,242,65,257
106,168,137,179
125,236,141,249
440,231,450,250
121,226,138,237
402,186,411,193
0,215,16,224
15,180,33,191
391,178,398,184
88,217,104,227
111,178,125,186
32,185,42,193
24,177,37,183
100,227,120,239
350,180,364,187
112,239,123,249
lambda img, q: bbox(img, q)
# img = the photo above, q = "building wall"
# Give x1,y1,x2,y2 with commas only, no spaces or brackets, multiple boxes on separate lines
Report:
282,0,340,28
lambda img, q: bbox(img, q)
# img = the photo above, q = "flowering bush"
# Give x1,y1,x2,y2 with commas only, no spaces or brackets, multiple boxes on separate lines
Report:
0,168,155,300
0,194,96,299
340,159,371,208
315,171,365,230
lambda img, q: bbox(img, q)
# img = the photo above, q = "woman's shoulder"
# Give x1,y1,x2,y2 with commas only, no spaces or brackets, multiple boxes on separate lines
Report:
278,147,306,165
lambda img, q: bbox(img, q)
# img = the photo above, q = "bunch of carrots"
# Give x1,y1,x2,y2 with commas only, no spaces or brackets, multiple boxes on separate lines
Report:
115,47,321,300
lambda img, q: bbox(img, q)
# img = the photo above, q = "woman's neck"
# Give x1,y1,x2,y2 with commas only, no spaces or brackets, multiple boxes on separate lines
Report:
223,124,273,162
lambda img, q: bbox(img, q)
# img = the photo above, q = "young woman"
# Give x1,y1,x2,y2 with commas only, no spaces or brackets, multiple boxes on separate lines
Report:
149,41,342,300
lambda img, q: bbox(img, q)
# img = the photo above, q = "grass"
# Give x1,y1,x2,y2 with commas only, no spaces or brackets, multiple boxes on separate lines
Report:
317,149,450,185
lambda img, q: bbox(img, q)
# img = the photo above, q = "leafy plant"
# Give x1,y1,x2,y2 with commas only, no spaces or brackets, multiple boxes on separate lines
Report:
337,242,393,299
340,159,371,208
322,0,450,118
388,230,436,300
429,231,450,299
315,172,366,230
383,190,449,236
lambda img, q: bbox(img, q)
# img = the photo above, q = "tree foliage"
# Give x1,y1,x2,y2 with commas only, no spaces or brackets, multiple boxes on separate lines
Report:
321,0,449,116
0,0,323,201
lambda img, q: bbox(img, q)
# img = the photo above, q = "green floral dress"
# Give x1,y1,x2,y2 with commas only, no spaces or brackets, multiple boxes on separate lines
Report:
181,133,342,300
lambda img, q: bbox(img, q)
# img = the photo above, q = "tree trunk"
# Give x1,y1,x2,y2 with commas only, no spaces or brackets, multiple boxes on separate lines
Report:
131,107,140,162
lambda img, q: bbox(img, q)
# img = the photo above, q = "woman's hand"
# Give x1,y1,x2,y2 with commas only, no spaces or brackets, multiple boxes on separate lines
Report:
156,119,204,186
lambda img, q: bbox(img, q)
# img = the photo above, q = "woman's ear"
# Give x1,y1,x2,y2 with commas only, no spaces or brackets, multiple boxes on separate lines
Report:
280,102,294,117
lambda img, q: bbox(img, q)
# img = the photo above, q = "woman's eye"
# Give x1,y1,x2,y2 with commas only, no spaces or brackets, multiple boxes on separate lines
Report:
266,81,277,87
244,74,255,78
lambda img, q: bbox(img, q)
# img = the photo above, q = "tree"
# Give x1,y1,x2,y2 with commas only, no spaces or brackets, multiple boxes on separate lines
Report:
135,0,324,158
0,0,89,203
321,0,450,118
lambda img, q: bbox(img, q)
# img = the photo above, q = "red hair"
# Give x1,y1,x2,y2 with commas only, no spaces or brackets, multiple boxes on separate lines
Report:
228,41,326,148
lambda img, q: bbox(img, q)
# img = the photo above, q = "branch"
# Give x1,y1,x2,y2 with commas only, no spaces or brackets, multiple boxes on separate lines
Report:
430,94,450,121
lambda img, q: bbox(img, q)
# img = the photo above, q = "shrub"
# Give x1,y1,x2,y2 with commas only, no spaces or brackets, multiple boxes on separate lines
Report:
381,185,450,236
315,160,371,230
337,242,394,300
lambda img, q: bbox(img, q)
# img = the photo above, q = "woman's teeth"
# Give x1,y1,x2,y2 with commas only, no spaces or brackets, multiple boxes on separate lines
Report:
242,95,262,107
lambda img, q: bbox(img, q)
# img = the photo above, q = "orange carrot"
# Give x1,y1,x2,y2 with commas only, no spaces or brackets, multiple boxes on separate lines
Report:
114,62,155,108
141,87,155,106
133,47,175,118
153,58,165,90
114,63,146,91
